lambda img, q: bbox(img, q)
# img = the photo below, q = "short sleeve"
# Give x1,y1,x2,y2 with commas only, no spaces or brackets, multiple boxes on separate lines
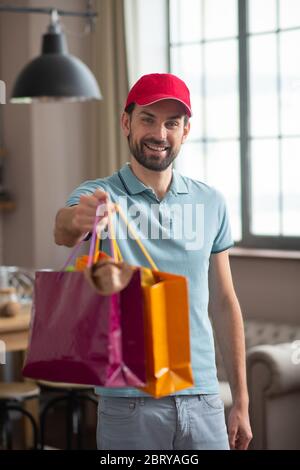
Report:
65,180,106,207
211,191,234,254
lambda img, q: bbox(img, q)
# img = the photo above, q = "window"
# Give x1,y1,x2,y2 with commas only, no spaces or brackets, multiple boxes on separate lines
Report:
169,0,300,249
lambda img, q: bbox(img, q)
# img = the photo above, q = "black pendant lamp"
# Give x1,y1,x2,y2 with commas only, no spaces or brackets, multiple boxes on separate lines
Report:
11,10,102,103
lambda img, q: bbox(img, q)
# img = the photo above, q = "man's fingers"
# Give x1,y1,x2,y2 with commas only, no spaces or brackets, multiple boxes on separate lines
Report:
94,189,109,202
230,428,252,450
79,191,109,209
79,193,100,209
229,429,238,450
96,201,116,217
236,430,253,450
93,190,117,214
235,437,248,450
74,190,115,234
72,212,96,230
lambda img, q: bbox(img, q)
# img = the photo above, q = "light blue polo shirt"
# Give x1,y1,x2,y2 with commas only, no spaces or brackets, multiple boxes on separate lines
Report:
66,162,234,396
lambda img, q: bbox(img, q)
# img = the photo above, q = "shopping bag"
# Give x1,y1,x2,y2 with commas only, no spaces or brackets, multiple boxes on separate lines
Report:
140,269,193,398
22,205,146,387
113,204,194,398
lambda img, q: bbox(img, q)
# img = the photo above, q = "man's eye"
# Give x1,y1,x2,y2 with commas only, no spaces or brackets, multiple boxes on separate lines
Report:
167,121,179,128
142,117,154,124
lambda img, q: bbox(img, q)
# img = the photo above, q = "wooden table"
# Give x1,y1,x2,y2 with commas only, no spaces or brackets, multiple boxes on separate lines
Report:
0,304,31,352
0,304,37,448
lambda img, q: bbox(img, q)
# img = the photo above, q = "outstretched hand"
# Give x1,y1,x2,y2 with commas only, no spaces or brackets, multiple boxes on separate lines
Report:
72,189,116,235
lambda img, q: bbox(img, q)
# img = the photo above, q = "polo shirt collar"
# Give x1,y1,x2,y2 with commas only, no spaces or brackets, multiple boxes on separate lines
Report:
171,168,189,194
118,163,148,195
118,163,189,196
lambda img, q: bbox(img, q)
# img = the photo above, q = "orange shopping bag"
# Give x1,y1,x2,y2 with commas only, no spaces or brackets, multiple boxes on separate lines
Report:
114,205,194,398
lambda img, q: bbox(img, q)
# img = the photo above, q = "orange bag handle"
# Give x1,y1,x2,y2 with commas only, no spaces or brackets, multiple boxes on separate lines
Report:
94,217,123,263
92,201,158,271
114,203,158,271
88,200,119,267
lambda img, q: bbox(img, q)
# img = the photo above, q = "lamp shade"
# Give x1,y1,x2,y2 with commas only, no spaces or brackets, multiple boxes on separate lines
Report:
11,20,102,103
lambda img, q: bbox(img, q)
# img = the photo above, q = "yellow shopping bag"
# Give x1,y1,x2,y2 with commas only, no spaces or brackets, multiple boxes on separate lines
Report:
114,204,194,398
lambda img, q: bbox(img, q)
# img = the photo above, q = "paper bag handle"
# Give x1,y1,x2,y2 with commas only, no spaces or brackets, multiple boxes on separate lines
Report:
114,204,158,271
61,198,159,272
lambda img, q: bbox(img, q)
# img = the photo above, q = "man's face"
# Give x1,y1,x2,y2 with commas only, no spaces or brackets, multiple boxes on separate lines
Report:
121,99,190,172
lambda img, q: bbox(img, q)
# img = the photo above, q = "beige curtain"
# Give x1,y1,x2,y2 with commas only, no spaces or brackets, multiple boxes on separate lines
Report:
89,0,130,178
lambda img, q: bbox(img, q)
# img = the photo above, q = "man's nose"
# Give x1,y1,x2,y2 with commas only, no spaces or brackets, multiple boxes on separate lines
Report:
153,124,167,141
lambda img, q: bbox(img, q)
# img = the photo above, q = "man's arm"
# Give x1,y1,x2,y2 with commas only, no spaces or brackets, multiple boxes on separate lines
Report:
54,206,82,247
208,249,252,450
54,188,127,296
54,189,109,247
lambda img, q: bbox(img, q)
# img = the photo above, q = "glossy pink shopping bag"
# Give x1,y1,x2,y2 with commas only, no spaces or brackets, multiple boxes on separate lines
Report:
22,206,146,387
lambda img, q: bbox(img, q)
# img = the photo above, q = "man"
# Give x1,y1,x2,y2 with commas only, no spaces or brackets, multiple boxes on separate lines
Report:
54,73,252,450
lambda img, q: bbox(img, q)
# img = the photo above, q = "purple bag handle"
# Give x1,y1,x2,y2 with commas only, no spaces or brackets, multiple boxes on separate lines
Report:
60,233,89,271
87,201,117,268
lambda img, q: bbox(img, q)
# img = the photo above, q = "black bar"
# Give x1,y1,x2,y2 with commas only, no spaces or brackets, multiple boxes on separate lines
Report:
0,449,299,467
0,5,97,19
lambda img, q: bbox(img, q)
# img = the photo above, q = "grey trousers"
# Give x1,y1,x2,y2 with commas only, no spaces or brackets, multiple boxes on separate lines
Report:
96,394,230,450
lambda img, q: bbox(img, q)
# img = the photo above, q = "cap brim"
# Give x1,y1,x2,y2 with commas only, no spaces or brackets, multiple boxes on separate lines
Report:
135,95,192,117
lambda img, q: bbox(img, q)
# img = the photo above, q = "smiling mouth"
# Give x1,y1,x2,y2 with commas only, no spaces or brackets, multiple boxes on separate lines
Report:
144,143,169,153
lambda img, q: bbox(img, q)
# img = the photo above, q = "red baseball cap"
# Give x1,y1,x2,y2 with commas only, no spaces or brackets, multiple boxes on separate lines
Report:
125,73,192,117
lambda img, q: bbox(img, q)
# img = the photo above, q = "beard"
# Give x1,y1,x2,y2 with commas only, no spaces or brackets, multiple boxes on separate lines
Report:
128,135,179,172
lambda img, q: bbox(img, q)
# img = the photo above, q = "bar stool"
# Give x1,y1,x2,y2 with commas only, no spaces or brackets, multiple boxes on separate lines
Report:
0,382,40,449
38,380,98,449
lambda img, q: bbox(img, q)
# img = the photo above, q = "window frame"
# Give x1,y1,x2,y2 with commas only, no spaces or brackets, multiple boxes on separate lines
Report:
168,0,300,250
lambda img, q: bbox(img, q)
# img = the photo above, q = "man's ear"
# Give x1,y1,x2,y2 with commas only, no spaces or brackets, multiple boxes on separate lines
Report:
181,120,191,144
121,112,130,137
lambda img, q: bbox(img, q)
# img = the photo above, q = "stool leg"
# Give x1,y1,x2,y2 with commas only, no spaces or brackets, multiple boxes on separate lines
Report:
66,393,74,450
65,392,87,450
6,405,39,450
0,404,5,449
4,410,13,450
78,395,98,407
67,393,88,450
76,394,98,449
81,394,98,449
75,397,83,450
0,405,13,450
40,396,68,450
40,390,98,450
